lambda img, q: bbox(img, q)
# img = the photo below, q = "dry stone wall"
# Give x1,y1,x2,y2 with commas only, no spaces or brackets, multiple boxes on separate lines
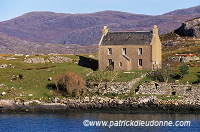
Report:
136,82,200,99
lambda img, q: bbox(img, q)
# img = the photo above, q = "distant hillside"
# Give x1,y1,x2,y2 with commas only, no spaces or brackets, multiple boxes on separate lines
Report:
0,6,200,46
160,16,200,62
0,32,97,55
163,5,200,15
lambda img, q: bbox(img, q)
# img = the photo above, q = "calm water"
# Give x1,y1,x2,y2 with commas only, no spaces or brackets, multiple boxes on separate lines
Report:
0,112,199,132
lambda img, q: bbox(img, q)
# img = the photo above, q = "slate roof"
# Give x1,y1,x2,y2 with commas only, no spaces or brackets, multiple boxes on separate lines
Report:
101,31,153,45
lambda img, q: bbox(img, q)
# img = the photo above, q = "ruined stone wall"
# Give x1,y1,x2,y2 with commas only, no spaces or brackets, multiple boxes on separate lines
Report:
88,79,200,100
87,74,145,94
137,82,200,99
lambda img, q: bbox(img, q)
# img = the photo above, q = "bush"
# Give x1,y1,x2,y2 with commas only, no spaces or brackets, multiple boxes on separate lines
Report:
192,73,200,84
147,69,183,82
54,71,87,97
170,72,182,80
179,63,189,75
147,69,169,82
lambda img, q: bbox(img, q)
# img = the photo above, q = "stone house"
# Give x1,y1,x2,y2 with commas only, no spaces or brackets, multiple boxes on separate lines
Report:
98,25,162,71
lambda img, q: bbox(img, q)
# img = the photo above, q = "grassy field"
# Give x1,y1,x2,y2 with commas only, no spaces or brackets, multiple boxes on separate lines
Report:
180,66,200,84
0,52,199,101
0,54,89,100
0,54,145,100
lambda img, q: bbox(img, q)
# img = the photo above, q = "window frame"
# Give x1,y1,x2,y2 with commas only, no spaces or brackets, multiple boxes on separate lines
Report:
108,59,113,65
108,48,112,55
122,48,126,55
138,59,142,67
138,48,142,55
119,62,122,67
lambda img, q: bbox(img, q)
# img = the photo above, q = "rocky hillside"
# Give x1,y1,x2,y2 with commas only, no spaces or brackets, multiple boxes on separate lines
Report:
0,6,200,46
174,17,200,37
0,32,98,54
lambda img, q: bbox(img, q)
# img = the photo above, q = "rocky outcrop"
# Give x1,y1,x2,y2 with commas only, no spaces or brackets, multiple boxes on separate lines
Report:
175,17,200,37
1,95,200,112
24,57,46,63
24,56,73,63
0,64,7,68
48,56,72,63
0,99,16,110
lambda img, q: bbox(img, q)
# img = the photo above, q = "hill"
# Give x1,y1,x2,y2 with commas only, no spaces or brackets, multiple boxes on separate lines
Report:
0,32,98,54
161,16,200,57
163,5,200,15
0,6,200,46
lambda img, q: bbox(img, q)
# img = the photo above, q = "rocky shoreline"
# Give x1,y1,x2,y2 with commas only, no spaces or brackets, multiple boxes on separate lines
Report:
1,96,200,113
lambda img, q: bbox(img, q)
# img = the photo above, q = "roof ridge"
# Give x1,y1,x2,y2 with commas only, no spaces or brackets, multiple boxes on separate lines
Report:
109,31,151,33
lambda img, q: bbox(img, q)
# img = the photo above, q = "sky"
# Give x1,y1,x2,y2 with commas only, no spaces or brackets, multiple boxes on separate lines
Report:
0,0,200,22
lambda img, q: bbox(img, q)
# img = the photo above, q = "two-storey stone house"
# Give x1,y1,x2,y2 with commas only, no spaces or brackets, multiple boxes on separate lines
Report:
98,25,162,71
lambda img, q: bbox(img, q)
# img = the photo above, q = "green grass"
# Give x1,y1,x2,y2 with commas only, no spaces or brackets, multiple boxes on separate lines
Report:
0,54,148,100
0,54,92,100
180,67,200,84
156,95,183,100
86,70,148,82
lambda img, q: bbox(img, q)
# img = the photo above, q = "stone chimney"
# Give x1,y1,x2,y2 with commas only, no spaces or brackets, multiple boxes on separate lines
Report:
153,25,158,35
102,26,108,36
151,25,162,70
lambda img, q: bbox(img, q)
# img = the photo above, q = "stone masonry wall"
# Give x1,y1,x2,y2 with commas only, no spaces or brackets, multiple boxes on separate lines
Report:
87,78,200,100
137,81,200,99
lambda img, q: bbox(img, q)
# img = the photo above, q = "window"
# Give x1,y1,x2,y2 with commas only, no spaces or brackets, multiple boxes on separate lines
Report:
108,48,112,55
119,62,122,67
122,48,126,55
108,59,113,65
108,59,114,70
138,48,142,55
138,59,142,67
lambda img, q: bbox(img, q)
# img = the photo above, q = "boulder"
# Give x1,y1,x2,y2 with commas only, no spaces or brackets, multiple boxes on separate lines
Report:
48,56,72,63
48,77,52,81
1,92,6,96
84,97,90,103
117,100,123,105
23,101,32,106
0,99,15,107
24,57,46,63
0,64,7,68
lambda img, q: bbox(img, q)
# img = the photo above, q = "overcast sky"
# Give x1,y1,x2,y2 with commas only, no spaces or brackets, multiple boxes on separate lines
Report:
0,0,199,22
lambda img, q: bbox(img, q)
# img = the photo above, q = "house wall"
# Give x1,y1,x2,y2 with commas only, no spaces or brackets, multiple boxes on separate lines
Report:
99,45,152,71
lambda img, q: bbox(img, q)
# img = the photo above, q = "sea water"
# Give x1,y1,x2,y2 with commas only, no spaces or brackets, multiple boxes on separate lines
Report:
0,112,199,132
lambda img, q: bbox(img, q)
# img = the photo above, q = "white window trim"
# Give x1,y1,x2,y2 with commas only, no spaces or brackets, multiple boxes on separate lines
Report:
108,48,112,55
138,48,142,55
122,48,126,55
119,62,122,67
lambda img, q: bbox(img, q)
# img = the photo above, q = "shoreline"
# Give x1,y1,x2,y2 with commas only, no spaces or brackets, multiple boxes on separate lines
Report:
1,96,200,113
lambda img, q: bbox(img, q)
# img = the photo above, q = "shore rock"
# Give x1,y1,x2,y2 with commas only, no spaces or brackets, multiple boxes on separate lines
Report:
1,95,200,112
